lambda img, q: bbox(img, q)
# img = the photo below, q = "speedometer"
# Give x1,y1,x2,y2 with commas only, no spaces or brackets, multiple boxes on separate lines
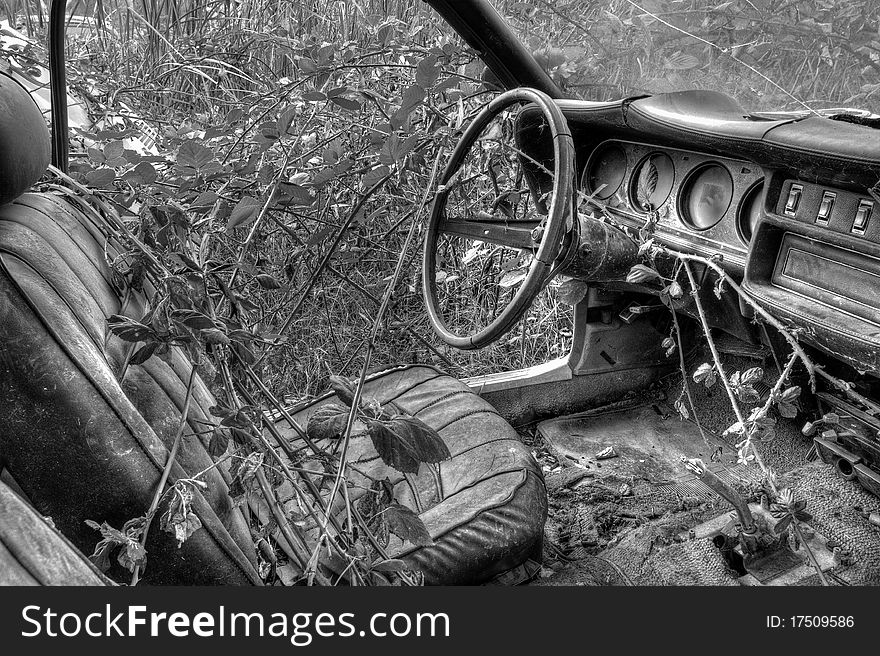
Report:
737,181,764,244
584,143,627,200
679,163,733,230
629,153,675,211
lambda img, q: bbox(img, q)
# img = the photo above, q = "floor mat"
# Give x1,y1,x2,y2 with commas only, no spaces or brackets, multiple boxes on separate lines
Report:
538,404,763,499
537,403,757,578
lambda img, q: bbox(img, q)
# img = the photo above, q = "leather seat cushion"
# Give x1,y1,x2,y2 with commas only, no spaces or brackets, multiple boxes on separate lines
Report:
0,192,260,585
275,365,547,584
0,477,109,585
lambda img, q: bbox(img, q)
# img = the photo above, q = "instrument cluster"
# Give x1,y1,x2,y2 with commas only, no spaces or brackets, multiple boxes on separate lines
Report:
582,140,765,268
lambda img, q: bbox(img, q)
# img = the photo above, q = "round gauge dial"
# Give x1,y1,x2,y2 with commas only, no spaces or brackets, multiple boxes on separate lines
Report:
680,163,734,230
737,182,764,244
584,143,627,200
629,153,674,211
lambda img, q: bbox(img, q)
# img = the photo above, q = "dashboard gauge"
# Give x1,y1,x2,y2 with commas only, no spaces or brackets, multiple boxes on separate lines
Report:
584,143,627,200
680,163,734,230
737,181,764,244
629,153,675,211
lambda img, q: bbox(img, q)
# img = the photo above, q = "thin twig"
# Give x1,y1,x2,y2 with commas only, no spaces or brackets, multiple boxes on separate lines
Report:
130,366,197,586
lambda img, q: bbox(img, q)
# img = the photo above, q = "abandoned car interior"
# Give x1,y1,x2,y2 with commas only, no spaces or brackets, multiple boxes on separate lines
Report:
3,0,880,588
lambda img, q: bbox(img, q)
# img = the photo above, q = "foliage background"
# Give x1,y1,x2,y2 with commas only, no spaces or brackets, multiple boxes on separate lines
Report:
2,0,879,405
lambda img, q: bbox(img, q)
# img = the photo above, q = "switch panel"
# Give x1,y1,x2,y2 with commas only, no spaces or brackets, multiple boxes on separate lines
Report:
784,183,803,216
852,199,873,236
816,191,835,226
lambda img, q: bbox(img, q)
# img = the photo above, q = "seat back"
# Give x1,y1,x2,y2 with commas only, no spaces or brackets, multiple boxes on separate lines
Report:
0,72,50,206
0,190,261,584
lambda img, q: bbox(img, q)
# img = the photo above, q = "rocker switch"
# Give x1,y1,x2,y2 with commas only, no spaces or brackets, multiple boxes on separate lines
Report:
853,199,873,236
816,191,835,226
784,184,803,217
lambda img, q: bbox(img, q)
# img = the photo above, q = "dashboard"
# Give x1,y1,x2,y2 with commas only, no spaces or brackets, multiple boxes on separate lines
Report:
582,139,763,269
514,90,880,376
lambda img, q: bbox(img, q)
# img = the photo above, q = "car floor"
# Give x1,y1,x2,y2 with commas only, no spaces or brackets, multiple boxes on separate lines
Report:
525,351,880,586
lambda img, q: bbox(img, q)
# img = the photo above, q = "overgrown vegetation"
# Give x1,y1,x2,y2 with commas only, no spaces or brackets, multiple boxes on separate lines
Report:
3,0,878,585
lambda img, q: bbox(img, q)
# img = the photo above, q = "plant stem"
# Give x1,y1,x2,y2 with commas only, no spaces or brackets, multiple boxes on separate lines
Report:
131,366,197,586
316,153,441,546
670,306,709,446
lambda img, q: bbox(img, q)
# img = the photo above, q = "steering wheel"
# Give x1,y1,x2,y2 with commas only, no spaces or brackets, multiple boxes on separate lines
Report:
422,87,576,350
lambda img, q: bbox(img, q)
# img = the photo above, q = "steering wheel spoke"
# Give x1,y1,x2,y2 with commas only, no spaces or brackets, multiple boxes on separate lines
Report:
438,215,541,251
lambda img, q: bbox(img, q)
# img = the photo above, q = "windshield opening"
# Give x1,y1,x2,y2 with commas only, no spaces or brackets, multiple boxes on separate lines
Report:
497,0,880,115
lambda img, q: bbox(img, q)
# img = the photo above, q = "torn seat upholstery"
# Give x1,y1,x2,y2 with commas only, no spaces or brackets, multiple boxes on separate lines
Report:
271,365,547,584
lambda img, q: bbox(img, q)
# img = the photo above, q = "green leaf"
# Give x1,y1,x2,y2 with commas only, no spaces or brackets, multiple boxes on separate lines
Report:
219,407,251,429
777,401,799,419
171,309,215,330
387,415,451,464
117,540,147,572
328,375,357,407
177,140,215,171
665,281,683,299
299,56,319,72
692,362,717,388
665,52,701,70
499,269,527,288
255,273,282,289
773,514,793,535
556,278,589,305
793,510,813,522
741,367,764,384
735,384,760,404
202,328,231,345
780,386,801,402
103,140,124,161
385,504,433,546
160,486,202,548
626,264,660,284
191,191,218,210
390,85,426,129
226,196,263,232
366,415,450,474
366,419,420,473
107,314,156,343
790,499,808,513
277,105,299,135
129,342,157,366
86,519,146,573
86,167,116,187
362,165,391,190
123,161,158,186
636,157,659,210
307,403,350,441
208,426,230,457
330,96,362,112
415,56,441,88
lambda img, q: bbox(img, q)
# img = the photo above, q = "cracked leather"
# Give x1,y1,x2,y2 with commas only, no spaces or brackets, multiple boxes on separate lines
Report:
271,364,548,584
0,192,261,585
